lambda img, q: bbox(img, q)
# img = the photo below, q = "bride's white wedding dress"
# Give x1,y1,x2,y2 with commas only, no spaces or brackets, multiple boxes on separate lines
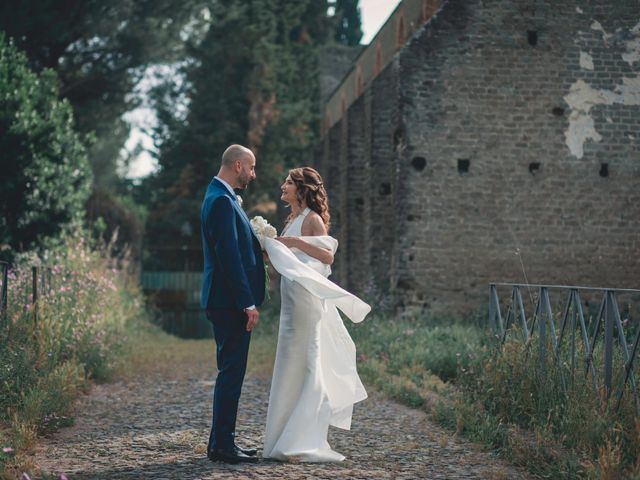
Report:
261,208,370,462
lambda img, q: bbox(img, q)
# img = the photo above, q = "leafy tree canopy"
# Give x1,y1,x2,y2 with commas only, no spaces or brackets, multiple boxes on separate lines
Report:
138,0,337,269
334,0,363,46
0,0,204,187
0,33,92,258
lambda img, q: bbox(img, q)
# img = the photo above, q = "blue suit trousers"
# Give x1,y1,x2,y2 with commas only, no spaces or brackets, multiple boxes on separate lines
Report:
206,308,251,452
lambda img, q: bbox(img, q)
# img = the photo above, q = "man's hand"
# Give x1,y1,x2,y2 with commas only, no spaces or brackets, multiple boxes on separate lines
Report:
245,308,259,332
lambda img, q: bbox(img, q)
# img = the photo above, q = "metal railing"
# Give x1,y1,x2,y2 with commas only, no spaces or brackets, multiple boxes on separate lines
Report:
489,283,640,413
140,270,210,338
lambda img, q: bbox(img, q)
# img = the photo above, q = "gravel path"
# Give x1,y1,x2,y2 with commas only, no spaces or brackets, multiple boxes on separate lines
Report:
33,346,532,479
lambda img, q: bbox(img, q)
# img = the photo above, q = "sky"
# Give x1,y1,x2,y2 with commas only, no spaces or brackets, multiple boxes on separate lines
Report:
360,0,403,44
124,0,403,179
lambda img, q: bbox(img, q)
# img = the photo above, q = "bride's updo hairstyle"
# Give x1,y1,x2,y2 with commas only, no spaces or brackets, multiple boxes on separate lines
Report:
288,167,330,230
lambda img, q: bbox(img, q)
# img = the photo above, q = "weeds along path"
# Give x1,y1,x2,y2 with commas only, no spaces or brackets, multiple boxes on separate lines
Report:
33,333,531,479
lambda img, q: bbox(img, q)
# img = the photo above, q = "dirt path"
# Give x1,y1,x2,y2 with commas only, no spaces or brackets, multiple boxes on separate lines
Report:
33,338,531,479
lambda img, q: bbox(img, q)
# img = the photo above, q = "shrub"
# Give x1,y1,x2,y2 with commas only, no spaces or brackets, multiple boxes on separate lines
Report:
0,33,92,260
0,232,147,474
452,335,640,478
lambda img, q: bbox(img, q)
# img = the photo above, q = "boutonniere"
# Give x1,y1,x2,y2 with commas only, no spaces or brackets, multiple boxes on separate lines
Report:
236,195,243,208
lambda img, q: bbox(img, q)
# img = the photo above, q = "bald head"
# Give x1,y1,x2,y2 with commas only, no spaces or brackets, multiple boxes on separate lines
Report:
221,144,254,168
217,144,256,189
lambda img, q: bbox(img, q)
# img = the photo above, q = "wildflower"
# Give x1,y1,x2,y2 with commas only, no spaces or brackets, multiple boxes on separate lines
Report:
2,447,13,453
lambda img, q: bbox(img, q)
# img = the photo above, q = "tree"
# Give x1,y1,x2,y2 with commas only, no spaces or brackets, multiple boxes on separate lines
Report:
0,34,92,258
139,0,332,269
0,0,203,187
334,0,363,46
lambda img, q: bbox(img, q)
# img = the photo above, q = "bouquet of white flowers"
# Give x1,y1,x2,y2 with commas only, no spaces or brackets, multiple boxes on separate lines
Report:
250,216,277,249
250,215,276,302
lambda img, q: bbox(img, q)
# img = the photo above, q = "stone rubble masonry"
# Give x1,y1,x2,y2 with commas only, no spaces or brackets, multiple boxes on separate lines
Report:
313,0,640,314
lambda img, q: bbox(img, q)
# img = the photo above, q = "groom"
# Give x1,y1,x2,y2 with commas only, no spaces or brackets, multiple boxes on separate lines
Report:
200,144,265,464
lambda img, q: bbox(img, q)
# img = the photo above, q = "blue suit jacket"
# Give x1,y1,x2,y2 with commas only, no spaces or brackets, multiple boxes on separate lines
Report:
200,178,265,310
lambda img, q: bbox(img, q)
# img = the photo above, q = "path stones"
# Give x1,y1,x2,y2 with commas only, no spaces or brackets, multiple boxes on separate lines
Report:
33,360,531,479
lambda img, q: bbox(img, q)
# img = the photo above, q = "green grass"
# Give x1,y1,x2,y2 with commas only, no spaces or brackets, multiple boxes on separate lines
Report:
443,337,640,479
5,257,638,480
0,234,148,479
342,307,640,479
111,302,282,383
347,313,486,407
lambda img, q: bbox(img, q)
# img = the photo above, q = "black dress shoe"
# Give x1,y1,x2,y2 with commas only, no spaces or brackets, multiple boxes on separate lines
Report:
235,445,258,456
209,447,259,464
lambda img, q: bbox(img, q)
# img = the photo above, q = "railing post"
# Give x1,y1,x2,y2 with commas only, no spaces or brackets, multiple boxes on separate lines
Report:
575,292,597,392
617,327,640,413
489,284,504,338
1,261,8,323
515,286,529,342
570,291,577,385
604,291,614,398
32,266,38,324
40,265,49,296
539,287,547,369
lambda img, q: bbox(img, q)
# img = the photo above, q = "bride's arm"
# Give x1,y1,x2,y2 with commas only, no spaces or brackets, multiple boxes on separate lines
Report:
275,214,334,265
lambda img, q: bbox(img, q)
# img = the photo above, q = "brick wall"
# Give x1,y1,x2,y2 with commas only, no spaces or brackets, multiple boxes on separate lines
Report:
318,0,640,314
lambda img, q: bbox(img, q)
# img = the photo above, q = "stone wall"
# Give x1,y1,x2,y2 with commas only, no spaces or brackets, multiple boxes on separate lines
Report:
316,0,640,314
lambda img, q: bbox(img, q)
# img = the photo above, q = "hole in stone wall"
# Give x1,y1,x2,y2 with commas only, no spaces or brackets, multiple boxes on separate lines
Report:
411,156,426,171
552,107,565,116
379,183,391,195
457,159,470,174
393,127,405,148
529,162,541,174
527,30,538,46
600,163,609,177
355,197,364,206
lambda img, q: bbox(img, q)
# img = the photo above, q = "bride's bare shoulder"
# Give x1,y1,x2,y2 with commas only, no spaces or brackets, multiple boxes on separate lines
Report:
302,210,327,236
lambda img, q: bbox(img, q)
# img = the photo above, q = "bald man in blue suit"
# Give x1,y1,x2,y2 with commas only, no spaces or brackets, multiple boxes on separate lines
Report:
201,144,265,464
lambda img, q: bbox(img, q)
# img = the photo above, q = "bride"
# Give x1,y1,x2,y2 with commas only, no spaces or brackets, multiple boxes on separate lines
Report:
261,167,370,462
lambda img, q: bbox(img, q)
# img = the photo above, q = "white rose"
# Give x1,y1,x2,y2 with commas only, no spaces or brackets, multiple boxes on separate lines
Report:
250,216,277,249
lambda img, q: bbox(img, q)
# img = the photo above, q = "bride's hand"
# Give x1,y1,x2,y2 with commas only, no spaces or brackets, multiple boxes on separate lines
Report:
275,236,298,249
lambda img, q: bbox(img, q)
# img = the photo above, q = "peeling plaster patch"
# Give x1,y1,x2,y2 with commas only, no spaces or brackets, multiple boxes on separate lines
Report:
565,19,640,159
564,80,606,158
591,20,612,44
564,80,611,113
621,21,640,66
622,38,640,66
565,112,602,159
564,78,640,158
576,7,583,14
580,51,594,70
615,76,640,104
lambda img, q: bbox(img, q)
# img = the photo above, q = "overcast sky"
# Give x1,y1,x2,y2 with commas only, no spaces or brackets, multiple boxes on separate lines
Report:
360,0,402,44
